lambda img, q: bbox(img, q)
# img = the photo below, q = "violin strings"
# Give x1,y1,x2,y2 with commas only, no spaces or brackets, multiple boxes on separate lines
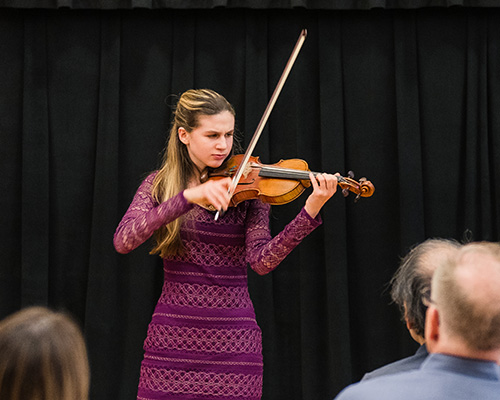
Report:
257,165,311,180
257,165,349,183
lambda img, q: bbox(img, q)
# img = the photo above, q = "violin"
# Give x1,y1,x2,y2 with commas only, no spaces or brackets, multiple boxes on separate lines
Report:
201,154,375,207
206,30,374,219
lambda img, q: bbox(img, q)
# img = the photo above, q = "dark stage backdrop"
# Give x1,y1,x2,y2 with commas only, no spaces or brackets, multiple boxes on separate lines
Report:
1,4,499,400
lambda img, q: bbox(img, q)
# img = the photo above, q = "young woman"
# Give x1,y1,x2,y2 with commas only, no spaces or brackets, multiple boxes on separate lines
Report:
114,89,338,400
0,306,90,400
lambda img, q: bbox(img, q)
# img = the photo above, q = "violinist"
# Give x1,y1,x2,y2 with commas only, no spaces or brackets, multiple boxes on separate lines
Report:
113,88,338,400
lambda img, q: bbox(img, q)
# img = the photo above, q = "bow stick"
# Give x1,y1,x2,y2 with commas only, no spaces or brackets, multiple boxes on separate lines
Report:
215,29,308,220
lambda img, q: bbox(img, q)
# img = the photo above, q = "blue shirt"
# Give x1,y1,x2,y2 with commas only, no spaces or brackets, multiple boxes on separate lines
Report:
361,344,429,381
334,353,500,400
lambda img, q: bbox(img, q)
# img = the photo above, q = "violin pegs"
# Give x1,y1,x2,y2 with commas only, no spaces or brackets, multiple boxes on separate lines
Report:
342,188,350,197
348,170,355,179
354,193,361,203
359,177,367,182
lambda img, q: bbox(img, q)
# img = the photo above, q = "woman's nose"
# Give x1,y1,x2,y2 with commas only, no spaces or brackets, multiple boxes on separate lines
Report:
216,136,227,149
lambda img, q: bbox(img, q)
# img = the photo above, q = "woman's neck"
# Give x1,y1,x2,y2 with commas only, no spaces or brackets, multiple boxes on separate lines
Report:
189,165,206,187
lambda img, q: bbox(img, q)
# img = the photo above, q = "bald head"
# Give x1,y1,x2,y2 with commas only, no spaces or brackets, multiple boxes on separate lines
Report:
431,242,500,352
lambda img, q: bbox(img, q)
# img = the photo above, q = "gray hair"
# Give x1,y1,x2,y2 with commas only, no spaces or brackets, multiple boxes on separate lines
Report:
390,238,460,337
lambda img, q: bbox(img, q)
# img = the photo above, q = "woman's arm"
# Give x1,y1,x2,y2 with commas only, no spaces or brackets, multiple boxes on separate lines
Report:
113,173,194,254
244,173,337,275
245,200,322,275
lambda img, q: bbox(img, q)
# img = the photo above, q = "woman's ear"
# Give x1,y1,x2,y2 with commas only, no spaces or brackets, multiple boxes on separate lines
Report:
178,127,189,145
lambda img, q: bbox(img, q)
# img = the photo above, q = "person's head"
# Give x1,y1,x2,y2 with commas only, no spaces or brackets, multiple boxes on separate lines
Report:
390,238,460,343
426,241,500,360
174,89,236,173
0,306,89,400
161,88,236,185
151,89,236,257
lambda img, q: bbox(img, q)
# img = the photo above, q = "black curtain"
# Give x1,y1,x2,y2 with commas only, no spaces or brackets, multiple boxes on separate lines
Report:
3,0,500,9
1,5,499,400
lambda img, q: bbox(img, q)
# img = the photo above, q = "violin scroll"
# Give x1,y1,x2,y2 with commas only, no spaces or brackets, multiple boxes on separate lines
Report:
337,171,375,202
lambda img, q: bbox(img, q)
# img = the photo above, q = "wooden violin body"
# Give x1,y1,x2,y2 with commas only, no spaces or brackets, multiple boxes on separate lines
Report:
201,154,375,207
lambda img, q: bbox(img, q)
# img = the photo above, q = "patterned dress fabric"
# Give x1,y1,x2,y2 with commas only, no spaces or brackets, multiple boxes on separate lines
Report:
114,172,321,400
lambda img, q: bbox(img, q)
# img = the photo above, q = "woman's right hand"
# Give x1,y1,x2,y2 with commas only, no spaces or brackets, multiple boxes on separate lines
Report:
183,177,232,212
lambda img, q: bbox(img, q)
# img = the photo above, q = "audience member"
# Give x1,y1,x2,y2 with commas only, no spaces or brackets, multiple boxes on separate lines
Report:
362,238,460,380
334,241,500,400
0,306,90,400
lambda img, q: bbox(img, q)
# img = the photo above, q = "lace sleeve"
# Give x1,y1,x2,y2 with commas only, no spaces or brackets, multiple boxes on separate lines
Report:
113,172,194,254
245,200,322,275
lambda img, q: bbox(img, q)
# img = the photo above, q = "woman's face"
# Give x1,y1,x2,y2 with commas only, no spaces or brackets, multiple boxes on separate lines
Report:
179,110,235,171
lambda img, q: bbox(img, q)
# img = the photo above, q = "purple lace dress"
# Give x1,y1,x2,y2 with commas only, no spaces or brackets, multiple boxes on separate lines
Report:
114,172,321,400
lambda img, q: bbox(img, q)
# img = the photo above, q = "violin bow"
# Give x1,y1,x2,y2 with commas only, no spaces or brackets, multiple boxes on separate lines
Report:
215,29,307,220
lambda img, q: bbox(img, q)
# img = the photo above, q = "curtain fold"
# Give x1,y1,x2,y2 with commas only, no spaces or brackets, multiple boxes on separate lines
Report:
0,12,23,316
394,13,425,247
1,7,499,400
317,13,354,393
463,11,492,237
85,14,124,400
486,15,500,238
21,14,51,306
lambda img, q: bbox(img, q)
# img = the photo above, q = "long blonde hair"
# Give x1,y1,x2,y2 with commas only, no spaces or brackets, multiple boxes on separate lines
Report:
0,306,90,400
150,89,236,258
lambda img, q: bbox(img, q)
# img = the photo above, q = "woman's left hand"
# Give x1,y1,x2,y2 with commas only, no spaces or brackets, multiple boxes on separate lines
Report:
304,172,338,218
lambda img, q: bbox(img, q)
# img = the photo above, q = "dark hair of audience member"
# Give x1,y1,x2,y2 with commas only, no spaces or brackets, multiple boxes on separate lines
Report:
390,238,460,337
0,306,89,400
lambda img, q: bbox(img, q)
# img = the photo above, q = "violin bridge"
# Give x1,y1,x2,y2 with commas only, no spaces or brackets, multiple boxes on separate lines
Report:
241,162,253,180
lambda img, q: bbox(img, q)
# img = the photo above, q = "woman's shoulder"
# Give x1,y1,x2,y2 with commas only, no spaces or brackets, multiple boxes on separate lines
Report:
131,171,159,196
141,170,159,184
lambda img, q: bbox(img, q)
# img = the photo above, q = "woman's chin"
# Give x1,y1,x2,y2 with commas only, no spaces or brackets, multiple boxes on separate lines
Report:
207,159,225,169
